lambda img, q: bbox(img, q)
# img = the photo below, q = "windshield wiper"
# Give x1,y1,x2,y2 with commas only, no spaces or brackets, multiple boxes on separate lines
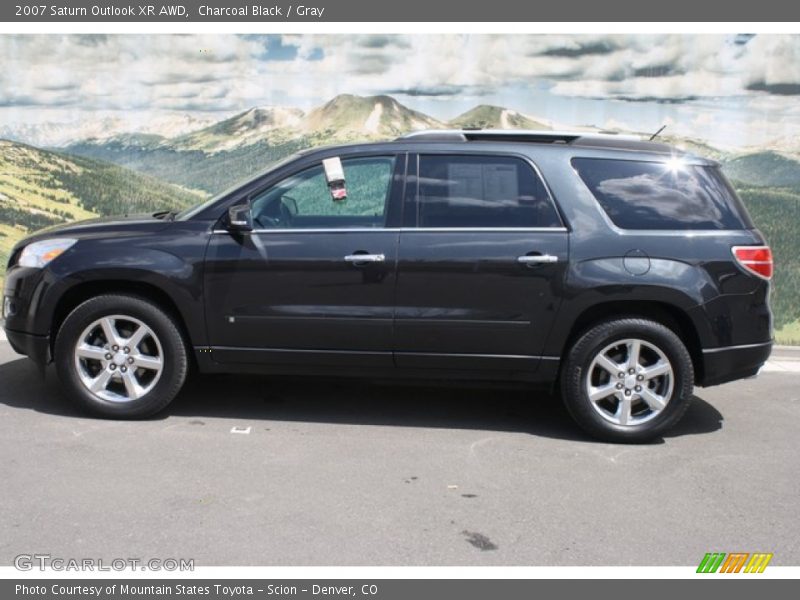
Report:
152,209,179,221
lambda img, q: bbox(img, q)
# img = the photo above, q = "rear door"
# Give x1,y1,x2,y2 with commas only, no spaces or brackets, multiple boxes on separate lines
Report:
394,152,568,372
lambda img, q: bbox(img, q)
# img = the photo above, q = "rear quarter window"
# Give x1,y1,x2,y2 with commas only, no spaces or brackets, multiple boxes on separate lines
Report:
572,157,753,230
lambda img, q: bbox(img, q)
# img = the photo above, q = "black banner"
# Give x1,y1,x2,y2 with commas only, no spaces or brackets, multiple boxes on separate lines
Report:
4,579,799,600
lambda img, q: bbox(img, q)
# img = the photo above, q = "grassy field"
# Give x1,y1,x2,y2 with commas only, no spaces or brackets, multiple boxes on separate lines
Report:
775,320,800,346
0,223,21,275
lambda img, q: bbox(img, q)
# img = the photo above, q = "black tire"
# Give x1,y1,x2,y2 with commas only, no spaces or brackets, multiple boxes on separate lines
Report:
560,318,694,443
54,294,188,418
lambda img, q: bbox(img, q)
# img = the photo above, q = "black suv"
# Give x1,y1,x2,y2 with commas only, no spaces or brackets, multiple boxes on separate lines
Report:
3,130,773,442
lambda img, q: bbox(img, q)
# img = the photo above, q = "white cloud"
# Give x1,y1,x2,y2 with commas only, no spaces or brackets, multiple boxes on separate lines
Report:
742,35,800,92
2,34,800,111
1,34,799,149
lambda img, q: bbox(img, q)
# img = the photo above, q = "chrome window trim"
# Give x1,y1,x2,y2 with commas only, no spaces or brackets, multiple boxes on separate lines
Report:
211,227,569,234
399,226,568,233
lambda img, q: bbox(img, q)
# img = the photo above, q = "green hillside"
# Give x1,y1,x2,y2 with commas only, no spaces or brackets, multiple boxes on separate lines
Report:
724,152,800,188
0,139,203,280
65,137,308,195
734,184,800,344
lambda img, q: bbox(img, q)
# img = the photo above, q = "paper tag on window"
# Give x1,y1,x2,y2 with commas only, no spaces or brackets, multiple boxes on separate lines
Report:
330,182,348,201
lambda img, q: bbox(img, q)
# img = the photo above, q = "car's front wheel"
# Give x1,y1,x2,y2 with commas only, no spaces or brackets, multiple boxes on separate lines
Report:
560,318,694,443
54,294,188,418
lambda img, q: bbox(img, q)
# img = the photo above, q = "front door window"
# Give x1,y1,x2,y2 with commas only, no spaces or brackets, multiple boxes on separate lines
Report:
250,156,396,229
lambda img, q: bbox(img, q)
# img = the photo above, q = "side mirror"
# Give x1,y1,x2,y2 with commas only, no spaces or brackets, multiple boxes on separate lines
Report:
227,203,253,232
323,157,347,202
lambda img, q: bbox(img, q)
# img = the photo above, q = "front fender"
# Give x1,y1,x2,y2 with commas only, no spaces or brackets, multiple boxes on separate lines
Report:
8,244,205,345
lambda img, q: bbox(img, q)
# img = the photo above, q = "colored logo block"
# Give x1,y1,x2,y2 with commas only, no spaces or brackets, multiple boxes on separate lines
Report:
697,552,773,573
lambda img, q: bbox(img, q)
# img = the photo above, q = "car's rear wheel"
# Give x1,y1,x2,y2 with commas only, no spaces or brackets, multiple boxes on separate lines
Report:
560,318,694,443
54,294,187,418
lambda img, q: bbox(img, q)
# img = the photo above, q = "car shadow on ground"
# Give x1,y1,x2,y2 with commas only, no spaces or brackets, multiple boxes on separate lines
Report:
0,357,723,443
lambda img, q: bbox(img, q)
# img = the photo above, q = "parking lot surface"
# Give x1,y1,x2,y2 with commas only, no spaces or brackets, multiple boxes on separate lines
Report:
1,339,798,566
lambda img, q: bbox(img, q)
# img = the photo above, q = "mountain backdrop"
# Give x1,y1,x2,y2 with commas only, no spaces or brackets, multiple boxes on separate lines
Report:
2,94,799,343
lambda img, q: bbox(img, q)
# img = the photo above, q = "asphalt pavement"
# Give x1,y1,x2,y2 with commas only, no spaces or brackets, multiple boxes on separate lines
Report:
0,339,798,566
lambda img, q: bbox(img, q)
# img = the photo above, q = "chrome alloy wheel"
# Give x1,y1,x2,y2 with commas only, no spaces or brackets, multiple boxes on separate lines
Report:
73,315,164,403
585,338,674,426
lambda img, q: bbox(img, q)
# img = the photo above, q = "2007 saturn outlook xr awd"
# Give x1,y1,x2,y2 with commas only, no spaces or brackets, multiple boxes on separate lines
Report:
3,130,773,442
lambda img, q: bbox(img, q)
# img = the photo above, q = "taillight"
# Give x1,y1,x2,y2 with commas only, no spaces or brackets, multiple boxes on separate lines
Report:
732,245,773,280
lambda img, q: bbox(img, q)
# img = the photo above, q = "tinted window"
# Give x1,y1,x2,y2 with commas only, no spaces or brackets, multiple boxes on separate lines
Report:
251,156,395,229
573,158,753,230
416,155,561,228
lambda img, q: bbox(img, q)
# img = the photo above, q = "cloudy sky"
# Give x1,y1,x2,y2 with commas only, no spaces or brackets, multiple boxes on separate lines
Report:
1,34,799,148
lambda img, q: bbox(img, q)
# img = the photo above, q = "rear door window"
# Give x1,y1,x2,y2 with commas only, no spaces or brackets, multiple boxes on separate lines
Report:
415,155,562,228
572,157,753,230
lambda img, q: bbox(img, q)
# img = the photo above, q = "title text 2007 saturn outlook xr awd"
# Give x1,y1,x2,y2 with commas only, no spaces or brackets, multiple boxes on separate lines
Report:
3,130,773,442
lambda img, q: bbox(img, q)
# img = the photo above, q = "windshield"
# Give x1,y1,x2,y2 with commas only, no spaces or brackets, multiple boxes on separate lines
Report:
175,153,303,221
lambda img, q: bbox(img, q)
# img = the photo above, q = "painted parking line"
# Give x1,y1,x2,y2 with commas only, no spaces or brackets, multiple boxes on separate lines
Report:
0,330,5,342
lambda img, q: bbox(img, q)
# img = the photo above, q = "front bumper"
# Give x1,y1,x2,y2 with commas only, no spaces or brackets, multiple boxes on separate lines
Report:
3,265,50,366
4,327,50,366
699,340,772,387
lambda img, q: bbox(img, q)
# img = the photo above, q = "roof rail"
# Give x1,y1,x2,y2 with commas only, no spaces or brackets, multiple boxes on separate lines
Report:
398,130,467,142
397,129,641,144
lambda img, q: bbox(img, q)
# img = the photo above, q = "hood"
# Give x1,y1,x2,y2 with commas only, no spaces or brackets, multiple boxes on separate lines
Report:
13,213,174,251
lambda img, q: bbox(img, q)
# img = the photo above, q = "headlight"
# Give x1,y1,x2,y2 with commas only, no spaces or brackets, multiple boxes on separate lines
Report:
18,238,77,268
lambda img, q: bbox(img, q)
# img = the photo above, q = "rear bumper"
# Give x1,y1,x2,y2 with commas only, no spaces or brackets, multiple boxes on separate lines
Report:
4,327,50,367
698,340,772,387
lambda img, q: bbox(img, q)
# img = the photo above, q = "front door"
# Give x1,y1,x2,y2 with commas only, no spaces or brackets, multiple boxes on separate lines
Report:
204,153,403,368
394,152,568,372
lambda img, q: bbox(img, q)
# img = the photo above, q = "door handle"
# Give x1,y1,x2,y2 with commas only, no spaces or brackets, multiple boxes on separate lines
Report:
517,254,559,265
344,253,385,264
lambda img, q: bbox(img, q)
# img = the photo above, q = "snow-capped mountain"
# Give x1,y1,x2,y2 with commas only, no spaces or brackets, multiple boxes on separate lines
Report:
169,106,305,152
0,113,220,148
303,94,444,137
449,105,552,130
